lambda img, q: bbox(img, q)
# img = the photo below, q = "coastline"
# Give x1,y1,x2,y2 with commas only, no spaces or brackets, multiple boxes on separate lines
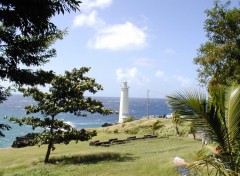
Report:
0,147,11,150
0,96,170,148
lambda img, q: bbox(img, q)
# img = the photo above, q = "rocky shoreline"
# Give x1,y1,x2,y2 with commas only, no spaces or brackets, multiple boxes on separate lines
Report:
11,133,38,148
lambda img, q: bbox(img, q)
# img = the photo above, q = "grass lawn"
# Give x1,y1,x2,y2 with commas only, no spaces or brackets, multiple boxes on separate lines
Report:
0,118,202,176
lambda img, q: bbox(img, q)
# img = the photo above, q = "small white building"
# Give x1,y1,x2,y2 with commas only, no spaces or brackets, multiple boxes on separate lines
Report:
119,81,129,123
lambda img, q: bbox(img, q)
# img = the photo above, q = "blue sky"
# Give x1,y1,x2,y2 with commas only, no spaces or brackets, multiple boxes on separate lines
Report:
44,0,226,98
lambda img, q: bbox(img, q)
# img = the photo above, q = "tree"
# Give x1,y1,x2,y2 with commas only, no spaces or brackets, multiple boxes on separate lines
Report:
171,112,182,136
7,67,113,163
167,85,240,175
194,0,240,90
188,123,197,140
0,0,81,95
0,0,81,136
149,120,164,135
0,86,11,135
172,112,196,138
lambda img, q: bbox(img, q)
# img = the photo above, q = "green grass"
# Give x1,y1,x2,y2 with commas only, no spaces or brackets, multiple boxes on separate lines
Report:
0,118,202,176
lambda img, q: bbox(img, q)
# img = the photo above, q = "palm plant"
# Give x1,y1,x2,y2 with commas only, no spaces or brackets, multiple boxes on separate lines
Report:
171,111,183,136
167,85,240,175
150,120,165,135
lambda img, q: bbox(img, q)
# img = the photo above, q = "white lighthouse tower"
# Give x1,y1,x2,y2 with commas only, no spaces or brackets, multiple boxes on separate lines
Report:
119,81,129,123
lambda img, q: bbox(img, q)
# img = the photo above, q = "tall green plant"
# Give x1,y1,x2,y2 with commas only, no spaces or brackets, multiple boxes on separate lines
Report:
194,0,240,88
167,85,240,175
7,67,113,163
172,112,196,138
171,112,183,136
0,0,81,137
150,120,164,135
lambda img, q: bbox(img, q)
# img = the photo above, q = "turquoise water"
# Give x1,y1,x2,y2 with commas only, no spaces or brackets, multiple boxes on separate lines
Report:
0,95,170,148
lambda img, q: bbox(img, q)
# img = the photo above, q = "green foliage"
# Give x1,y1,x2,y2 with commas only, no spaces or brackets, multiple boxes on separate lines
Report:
194,0,240,89
167,85,240,175
0,86,11,103
171,112,183,136
8,67,113,163
20,67,113,117
125,128,139,134
0,168,3,176
190,145,237,175
171,113,195,137
113,129,118,134
6,116,97,146
0,123,11,137
150,120,164,135
0,0,81,91
0,0,81,137
123,116,134,123
0,124,10,137
158,128,175,137
99,118,174,136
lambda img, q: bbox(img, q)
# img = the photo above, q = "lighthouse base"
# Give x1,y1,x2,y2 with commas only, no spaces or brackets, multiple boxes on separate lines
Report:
118,115,129,123
119,115,128,123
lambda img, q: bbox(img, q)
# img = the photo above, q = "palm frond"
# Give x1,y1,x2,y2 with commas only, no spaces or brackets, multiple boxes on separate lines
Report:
167,86,240,174
225,85,240,143
167,89,219,133
190,156,235,176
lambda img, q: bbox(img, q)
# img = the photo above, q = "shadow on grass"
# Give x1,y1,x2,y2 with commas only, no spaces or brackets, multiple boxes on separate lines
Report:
48,152,136,165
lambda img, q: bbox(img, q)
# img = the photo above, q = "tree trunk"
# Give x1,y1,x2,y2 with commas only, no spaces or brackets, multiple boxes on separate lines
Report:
175,126,180,136
44,140,53,163
44,115,55,163
193,132,196,140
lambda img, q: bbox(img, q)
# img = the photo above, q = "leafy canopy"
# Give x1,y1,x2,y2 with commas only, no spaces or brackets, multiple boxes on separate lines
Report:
8,67,113,163
0,0,82,89
194,0,240,89
0,0,81,136
21,67,113,117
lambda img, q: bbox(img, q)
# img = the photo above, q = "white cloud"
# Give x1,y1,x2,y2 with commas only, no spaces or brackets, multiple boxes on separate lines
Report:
173,75,192,87
88,22,147,50
155,70,164,78
155,70,169,82
73,11,105,27
83,0,112,10
134,57,154,67
116,67,150,85
164,48,175,55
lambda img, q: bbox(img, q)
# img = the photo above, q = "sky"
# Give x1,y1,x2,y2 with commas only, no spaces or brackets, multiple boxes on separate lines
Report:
43,0,230,98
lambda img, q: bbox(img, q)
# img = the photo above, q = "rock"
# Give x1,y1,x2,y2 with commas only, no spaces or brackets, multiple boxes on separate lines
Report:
11,133,38,148
101,123,113,127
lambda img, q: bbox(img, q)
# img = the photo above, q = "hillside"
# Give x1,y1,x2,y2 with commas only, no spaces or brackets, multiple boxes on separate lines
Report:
93,117,189,137
0,118,201,176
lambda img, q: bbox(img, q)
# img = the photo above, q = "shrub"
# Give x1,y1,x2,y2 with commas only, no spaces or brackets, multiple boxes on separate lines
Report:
123,116,134,123
113,129,118,134
125,128,138,134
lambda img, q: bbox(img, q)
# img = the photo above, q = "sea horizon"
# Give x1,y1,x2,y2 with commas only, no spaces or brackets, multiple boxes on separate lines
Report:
0,94,171,148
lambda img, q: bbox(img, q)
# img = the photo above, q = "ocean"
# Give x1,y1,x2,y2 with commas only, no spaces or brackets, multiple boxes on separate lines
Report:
0,94,171,148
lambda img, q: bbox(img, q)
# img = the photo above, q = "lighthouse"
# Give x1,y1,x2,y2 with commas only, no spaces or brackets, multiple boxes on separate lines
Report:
119,81,129,123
